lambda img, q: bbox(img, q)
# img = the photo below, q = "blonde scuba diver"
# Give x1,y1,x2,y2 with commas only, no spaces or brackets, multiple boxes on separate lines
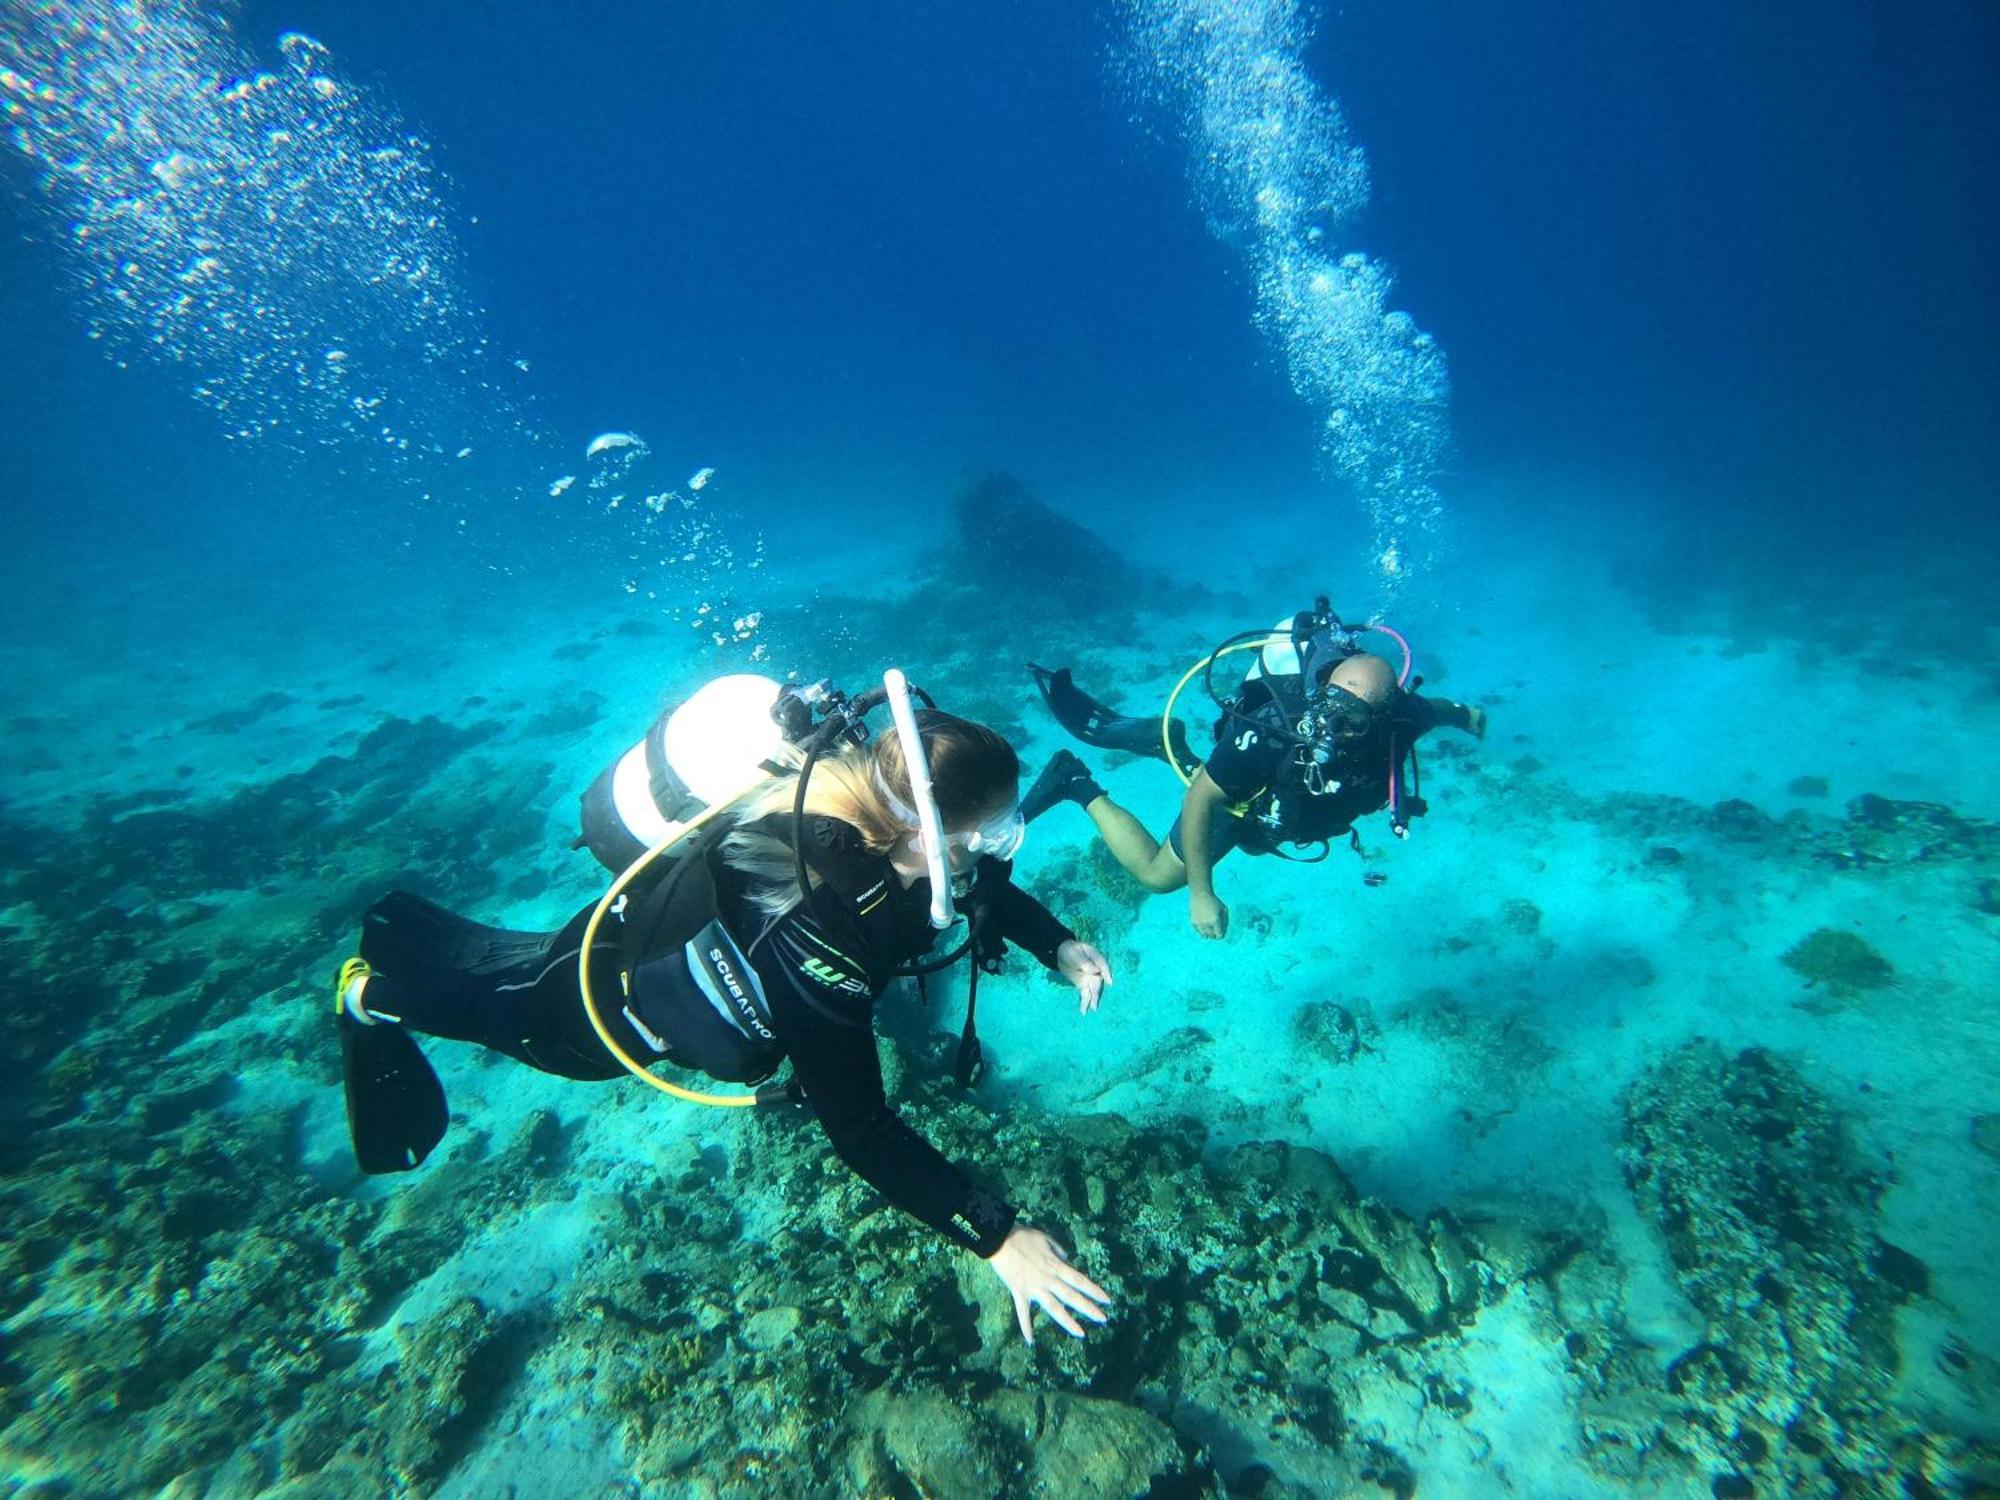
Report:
1021,599,1488,940
334,669,1116,1342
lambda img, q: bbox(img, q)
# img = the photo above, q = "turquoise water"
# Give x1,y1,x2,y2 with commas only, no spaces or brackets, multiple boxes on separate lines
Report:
2,1,1996,1495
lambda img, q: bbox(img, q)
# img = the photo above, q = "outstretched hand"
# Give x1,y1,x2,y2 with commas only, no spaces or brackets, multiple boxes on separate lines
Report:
1056,940,1113,1014
1466,705,1489,740
987,1225,1112,1342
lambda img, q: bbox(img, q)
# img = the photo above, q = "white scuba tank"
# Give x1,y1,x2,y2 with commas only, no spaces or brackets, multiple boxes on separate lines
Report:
1248,617,1305,681
576,673,788,873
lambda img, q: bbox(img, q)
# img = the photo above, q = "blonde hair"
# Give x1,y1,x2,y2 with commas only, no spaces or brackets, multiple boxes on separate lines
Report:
719,710,1019,920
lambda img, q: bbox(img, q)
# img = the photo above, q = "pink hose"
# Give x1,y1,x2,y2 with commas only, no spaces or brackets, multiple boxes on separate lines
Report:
1364,624,1415,687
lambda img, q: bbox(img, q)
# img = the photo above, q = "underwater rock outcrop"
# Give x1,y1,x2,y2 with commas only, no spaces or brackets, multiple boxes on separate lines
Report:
1289,999,1371,1067
0,1088,572,1496
843,1387,1205,1498
0,711,554,1139
939,471,1160,602
1578,1040,1980,1496
533,1054,1582,1495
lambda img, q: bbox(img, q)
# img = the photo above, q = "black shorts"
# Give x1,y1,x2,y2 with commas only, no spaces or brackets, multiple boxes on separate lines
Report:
1167,801,1269,862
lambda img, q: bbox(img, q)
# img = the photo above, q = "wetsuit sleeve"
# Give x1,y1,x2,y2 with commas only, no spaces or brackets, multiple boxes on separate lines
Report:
982,872,1076,969
1203,719,1286,803
1405,691,1478,737
759,914,1020,1256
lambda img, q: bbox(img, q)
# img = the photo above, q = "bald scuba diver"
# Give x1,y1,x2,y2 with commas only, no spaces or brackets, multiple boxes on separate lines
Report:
333,672,1116,1342
1022,599,1487,940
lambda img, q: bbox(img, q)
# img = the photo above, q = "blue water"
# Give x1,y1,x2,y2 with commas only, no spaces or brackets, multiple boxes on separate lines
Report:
2,0,1997,1493
6,0,1994,593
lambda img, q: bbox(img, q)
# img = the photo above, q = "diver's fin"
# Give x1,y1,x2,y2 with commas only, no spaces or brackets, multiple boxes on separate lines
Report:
1020,749,1104,824
340,1014,447,1174
361,892,556,980
1029,664,1198,773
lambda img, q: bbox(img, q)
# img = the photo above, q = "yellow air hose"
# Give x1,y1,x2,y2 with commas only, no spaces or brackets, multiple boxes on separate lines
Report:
578,786,768,1107
1160,639,1267,785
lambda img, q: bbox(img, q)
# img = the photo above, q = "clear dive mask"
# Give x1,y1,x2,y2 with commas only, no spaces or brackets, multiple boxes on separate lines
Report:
945,803,1026,862
876,770,1026,864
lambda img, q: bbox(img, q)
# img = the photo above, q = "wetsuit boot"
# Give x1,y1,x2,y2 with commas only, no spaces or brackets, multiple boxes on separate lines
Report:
1020,749,1105,823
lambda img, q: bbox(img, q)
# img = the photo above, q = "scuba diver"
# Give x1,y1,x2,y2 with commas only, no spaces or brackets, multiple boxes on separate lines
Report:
1022,599,1487,941
333,670,1116,1342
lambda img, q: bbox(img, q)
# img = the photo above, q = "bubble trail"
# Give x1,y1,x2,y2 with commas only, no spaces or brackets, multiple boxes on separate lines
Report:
1125,0,1450,591
0,2,531,473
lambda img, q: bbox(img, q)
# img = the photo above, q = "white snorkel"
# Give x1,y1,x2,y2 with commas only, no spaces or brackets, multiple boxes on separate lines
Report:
882,667,956,929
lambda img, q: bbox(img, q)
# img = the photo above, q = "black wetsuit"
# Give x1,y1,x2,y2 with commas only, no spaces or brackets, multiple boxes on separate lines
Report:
357,815,1073,1257
1171,685,1477,858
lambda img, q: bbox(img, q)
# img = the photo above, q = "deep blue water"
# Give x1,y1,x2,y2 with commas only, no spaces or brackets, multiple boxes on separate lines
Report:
4,0,1993,606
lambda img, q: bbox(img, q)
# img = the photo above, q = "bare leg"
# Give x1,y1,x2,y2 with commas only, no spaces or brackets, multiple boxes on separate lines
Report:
1082,795,1188,893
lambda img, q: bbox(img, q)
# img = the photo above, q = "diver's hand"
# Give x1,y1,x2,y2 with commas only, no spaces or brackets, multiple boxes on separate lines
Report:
1190,891,1229,940
1056,939,1113,1014
1466,705,1488,740
987,1225,1112,1342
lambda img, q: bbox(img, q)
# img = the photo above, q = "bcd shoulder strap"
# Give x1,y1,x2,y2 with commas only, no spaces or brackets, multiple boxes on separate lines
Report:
792,815,911,978
616,823,728,977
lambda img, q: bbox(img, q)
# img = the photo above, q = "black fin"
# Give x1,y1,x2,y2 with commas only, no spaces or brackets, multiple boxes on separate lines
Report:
340,1014,448,1174
361,892,555,980
1020,749,1102,823
1028,664,1199,774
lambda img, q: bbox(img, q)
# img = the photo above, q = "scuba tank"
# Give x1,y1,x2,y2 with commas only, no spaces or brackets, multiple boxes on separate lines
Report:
575,673,855,873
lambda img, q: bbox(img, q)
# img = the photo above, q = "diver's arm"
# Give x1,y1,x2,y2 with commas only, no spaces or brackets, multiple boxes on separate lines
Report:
983,876,1076,969
1180,771,1231,940
760,910,1112,1338
1408,691,1486,740
765,959,1018,1254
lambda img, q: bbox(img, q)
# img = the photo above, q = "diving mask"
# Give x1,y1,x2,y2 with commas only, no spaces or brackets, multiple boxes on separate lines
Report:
876,770,1026,863
1299,684,1377,766
947,803,1027,862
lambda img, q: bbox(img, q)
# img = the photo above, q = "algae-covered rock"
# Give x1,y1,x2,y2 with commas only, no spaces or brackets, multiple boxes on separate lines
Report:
1709,797,1774,842
1456,1215,1576,1284
846,1389,1014,1495
381,1297,509,1485
1290,1000,1368,1066
741,1304,803,1350
1325,1195,1447,1329
1427,1213,1481,1316
1780,926,1893,995
1603,1041,1943,1494
846,1387,1212,1499
991,1389,1201,1498
1081,1025,1212,1103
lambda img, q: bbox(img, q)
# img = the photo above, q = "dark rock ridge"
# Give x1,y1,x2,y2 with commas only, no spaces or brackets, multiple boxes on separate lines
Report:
1570,1041,1975,1497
